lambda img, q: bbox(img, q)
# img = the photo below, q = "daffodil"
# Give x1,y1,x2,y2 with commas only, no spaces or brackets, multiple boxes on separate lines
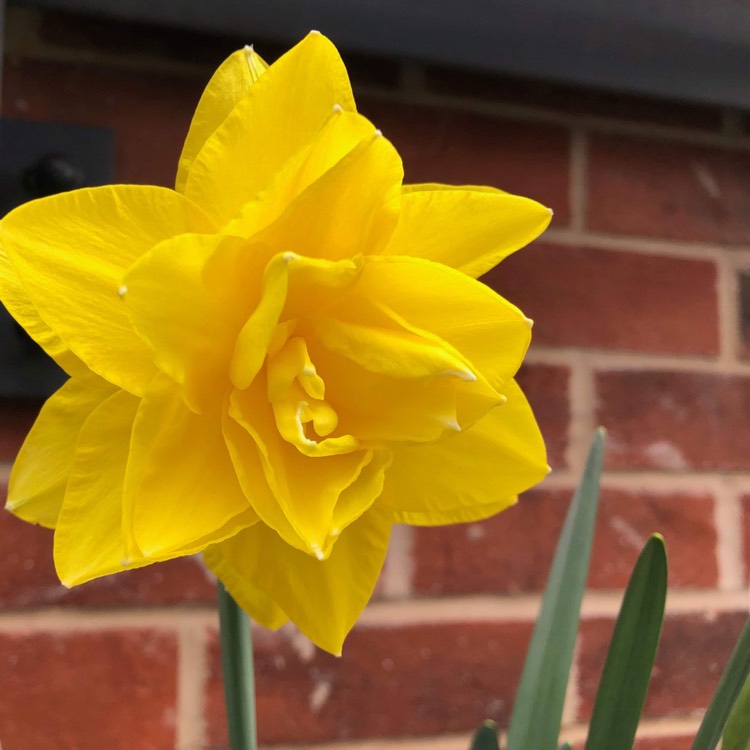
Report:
0,32,551,654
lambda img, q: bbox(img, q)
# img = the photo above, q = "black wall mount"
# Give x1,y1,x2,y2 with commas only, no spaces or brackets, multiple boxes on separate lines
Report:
0,118,114,398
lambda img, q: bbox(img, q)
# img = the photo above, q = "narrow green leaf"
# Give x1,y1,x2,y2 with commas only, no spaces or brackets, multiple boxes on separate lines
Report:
721,674,750,750
585,535,668,750
470,720,501,750
505,429,606,750
691,616,750,750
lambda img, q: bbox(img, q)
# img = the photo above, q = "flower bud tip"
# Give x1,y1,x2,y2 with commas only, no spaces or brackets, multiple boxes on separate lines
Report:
117,285,128,298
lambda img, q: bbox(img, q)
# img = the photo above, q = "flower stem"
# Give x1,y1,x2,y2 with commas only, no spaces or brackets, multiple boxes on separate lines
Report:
217,581,258,750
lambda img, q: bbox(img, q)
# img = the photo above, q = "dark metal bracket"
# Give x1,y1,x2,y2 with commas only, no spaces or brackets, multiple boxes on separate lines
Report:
0,118,114,398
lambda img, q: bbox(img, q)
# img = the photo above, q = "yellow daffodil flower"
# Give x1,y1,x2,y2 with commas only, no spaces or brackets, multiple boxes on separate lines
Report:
0,32,551,655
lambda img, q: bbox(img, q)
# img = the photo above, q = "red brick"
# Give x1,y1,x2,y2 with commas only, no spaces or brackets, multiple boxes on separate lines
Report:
0,399,40,462
597,371,750,471
590,490,718,589
0,489,216,607
413,489,716,596
588,134,750,244
483,244,719,355
742,494,750,586
515,364,569,469
3,59,197,187
362,98,571,224
578,610,747,720
0,628,178,750
740,270,750,359
633,737,693,750
205,621,532,745
413,488,568,596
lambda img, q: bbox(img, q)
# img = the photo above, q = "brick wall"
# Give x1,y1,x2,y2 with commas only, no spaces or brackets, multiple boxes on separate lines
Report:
2,9,749,750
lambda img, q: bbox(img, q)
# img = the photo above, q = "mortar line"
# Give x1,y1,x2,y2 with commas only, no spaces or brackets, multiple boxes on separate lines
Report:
380,523,414,599
176,620,208,750
569,128,588,232
542,227,750,260
565,356,596,474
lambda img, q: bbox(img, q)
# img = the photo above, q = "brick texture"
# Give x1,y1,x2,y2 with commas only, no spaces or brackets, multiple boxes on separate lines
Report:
742,494,750,586
484,244,719,355
413,489,717,596
597,371,750,471
205,622,532,745
588,134,750,244
0,489,216,607
514,364,569,469
0,629,178,750
362,99,571,225
633,737,693,750
578,610,747,720
3,59,197,187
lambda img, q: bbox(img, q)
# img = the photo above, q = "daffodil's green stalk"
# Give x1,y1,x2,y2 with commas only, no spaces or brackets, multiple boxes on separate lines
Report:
218,582,258,750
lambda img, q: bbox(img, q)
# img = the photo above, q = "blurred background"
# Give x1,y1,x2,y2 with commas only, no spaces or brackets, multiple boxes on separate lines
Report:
1,2,750,749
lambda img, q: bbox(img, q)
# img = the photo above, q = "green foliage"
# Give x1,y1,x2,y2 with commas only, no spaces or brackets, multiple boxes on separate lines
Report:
468,429,750,750
505,428,606,750
692,617,750,750
585,535,667,750
722,675,750,750
470,721,501,750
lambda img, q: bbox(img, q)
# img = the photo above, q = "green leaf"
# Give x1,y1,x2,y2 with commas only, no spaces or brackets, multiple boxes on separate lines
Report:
691,616,750,750
721,674,750,750
470,720,501,750
585,535,668,750
558,744,573,750
505,429,606,750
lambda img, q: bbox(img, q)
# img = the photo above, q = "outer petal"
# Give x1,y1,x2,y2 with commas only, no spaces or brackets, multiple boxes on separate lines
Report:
6,376,116,528
383,184,552,278
378,379,548,524
204,505,393,655
0,236,89,379
1,186,215,395
185,32,356,226
123,374,258,560
53,389,149,586
351,256,532,390
176,46,268,194
123,234,263,412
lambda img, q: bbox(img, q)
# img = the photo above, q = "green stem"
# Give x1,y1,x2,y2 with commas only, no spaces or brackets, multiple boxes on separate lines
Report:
217,581,257,750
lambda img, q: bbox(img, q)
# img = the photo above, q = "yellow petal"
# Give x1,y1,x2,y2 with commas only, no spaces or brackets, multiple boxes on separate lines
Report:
123,374,258,560
53,389,150,586
176,46,268,194
250,131,402,261
123,233,263,412
0,235,90,379
6,376,116,528
1,186,216,395
353,256,532,390
228,378,375,554
185,32,356,226
383,184,552,278
223,110,380,238
378,379,548,524
204,505,393,655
